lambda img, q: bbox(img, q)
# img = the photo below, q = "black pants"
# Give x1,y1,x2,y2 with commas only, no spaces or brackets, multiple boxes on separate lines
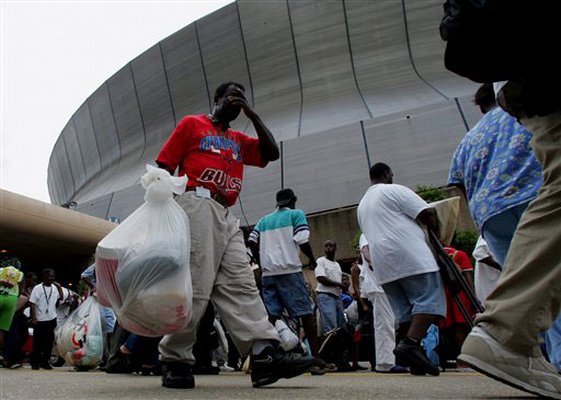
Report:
3,312,28,365
31,319,56,366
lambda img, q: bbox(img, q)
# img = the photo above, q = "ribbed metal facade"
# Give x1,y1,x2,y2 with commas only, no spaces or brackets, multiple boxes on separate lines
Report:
48,0,479,225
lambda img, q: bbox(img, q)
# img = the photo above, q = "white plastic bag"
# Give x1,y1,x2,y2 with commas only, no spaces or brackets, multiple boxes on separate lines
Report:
55,296,104,369
275,319,299,351
95,165,192,336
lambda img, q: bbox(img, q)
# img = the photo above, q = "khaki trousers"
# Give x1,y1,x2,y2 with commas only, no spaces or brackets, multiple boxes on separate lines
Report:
477,110,561,356
159,192,279,363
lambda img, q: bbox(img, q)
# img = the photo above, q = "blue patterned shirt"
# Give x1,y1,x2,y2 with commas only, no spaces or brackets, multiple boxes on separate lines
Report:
448,107,542,229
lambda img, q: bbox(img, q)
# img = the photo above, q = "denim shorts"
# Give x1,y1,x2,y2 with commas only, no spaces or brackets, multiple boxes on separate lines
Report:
381,271,446,323
262,272,313,318
316,292,346,334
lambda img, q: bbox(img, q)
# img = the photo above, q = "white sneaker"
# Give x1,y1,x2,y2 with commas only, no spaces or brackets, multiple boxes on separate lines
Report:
219,365,235,372
459,326,561,399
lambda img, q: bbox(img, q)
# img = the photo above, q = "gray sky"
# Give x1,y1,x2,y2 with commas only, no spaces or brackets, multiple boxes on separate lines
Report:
1,0,232,203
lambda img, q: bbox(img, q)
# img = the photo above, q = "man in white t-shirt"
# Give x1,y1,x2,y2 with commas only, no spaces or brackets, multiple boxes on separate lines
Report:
358,234,407,373
315,241,346,335
357,163,445,376
29,268,63,370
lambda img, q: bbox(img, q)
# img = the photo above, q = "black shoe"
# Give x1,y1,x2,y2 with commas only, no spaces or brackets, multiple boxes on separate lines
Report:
192,364,220,375
251,346,323,388
393,341,439,376
161,362,195,389
40,363,53,370
31,364,40,370
334,363,355,372
141,364,162,376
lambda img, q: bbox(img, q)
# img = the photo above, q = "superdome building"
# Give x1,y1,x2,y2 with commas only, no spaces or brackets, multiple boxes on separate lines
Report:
48,0,478,261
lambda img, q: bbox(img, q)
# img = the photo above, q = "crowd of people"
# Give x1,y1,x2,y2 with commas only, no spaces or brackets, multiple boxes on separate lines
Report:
0,81,544,382
3,2,561,395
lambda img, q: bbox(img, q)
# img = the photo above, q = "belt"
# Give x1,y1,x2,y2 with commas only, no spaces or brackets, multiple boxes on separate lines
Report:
186,187,229,208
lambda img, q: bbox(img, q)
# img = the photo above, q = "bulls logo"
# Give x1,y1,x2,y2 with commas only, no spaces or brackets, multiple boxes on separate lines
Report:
198,169,242,192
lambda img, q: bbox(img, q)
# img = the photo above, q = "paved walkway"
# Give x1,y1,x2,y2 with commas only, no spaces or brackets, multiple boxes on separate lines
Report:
0,367,531,400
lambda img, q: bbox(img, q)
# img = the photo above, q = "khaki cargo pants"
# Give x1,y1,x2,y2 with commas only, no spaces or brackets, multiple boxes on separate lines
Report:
478,110,561,356
159,192,278,363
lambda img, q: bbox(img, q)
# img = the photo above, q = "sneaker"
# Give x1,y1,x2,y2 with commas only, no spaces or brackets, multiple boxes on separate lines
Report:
377,365,409,374
324,363,337,372
251,346,322,388
334,363,355,372
310,365,326,376
31,364,40,370
219,364,235,373
9,363,23,369
459,325,561,399
161,362,195,389
40,363,53,370
393,340,439,376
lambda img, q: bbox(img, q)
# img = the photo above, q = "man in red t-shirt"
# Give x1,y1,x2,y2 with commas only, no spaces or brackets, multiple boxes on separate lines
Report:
156,82,320,389
441,246,476,368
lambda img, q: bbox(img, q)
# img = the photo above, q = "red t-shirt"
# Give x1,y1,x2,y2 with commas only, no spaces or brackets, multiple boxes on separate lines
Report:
156,115,267,207
441,246,475,327
444,247,474,272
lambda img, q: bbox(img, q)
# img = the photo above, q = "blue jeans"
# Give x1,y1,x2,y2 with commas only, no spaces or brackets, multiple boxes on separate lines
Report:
316,292,346,334
545,314,561,371
262,272,313,318
382,272,446,323
481,201,532,266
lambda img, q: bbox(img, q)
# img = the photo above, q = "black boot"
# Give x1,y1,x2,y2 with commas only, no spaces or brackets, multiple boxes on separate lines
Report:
161,361,195,389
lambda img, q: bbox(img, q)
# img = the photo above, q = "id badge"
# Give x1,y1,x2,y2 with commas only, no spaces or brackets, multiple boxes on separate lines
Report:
195,186,211,199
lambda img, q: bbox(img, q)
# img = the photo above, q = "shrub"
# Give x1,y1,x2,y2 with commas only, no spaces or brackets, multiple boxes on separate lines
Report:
451,230,479,260
415,184,446,202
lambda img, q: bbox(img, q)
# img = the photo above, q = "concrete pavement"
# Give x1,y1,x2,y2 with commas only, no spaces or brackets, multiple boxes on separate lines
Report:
0,367,531,400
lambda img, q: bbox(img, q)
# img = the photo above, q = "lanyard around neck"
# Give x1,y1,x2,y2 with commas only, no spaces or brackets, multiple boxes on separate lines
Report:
42,284,53,304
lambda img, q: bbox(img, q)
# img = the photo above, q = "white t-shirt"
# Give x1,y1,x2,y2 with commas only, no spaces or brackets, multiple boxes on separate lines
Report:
472,236,501,304
315,256,342,297
358,234,384,294
357,183,439,285
29,283,60,322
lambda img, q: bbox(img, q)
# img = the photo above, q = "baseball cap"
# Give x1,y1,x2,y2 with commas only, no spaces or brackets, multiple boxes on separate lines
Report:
276,188,297,207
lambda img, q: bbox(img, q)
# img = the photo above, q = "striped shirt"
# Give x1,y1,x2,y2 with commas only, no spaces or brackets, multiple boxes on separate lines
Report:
249,207,310,277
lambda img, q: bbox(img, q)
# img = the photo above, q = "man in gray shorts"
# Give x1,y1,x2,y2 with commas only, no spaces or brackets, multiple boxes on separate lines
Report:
357,163,445,376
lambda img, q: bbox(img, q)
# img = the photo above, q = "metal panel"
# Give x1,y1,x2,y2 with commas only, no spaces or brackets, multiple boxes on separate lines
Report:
232,161,282,226
404,0,479,99
106,184,146,222
75,193,112,220
364,100,468,189
62,122,87,192
106,65,145,166
456,94,485,130
47,165,58,205
237,0,301,141
51,147,71,203
88,83,121,170
197,2,252,133
345,0,443,118
160,25,210,119
47,151,64,205
73,103,101,186
131,44,176,155
289,0,370,136
283,123,370,214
